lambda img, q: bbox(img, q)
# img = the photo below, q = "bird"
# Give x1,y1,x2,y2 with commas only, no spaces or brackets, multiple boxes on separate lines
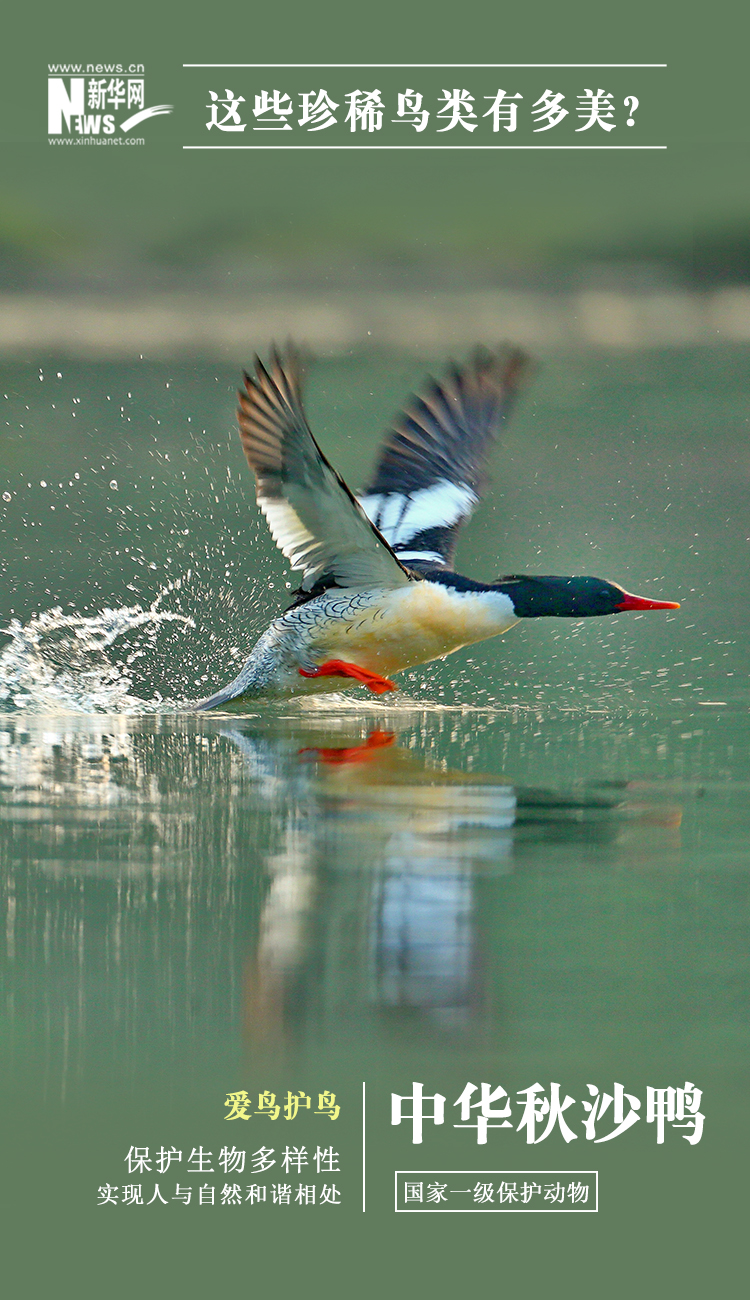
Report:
195,345,679,710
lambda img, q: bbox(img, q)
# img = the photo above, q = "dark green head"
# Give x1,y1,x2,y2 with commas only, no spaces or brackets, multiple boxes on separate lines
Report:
495,574,681,618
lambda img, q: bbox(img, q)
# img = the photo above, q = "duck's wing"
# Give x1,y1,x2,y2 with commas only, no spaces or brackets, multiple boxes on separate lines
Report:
358,347,532,569
237,349,411,595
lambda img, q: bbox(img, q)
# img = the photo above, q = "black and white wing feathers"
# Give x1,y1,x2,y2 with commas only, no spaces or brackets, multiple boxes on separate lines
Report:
237,349,411,594
358,347,531,569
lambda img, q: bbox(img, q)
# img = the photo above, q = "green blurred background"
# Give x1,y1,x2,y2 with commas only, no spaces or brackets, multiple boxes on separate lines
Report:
1,3,749,1298
0,0,748,303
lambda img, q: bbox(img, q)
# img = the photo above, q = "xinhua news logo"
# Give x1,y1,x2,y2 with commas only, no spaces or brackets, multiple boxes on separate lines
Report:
47,66,172,141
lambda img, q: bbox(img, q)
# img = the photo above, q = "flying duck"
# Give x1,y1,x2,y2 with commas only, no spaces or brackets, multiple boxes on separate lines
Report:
195,346,679,710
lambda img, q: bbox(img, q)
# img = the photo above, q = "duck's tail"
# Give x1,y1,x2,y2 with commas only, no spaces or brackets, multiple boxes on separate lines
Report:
193,678,246,711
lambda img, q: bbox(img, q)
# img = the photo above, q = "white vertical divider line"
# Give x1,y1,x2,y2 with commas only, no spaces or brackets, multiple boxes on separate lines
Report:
362,1081,366,1212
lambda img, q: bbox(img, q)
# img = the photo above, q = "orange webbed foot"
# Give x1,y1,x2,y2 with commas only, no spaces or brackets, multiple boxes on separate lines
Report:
299,659,397,695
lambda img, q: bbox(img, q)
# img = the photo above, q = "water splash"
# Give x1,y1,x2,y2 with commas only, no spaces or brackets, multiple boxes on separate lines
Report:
0,590,194,714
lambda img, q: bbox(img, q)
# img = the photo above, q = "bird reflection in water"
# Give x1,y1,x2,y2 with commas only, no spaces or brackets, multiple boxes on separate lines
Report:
230,725,681,1052
0,718,683,1079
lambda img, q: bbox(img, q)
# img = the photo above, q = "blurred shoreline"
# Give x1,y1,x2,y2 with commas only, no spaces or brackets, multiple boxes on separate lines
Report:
1,286,749,358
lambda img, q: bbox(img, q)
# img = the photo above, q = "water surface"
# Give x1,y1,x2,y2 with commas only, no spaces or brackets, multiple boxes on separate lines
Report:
0,346,748,1289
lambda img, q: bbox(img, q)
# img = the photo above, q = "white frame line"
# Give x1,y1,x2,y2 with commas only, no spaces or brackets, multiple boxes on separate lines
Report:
183,63,667,69
184,144,666,151
394,1170,599,1213
184,65,666,148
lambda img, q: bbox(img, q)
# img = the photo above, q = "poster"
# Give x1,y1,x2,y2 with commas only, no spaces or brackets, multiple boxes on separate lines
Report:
1,3,747,1294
